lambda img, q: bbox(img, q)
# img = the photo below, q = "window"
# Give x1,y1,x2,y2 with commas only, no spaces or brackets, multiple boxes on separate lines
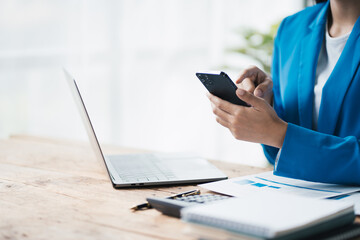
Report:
0,0,304,167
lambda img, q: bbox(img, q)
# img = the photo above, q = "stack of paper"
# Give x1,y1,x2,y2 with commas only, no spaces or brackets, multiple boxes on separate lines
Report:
181,192,355,239
200,171,360,214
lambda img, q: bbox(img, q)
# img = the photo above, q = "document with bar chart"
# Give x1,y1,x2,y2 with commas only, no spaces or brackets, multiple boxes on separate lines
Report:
200,171,360,199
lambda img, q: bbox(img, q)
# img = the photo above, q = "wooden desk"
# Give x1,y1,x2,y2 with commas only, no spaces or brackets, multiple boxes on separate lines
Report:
0,136,358,240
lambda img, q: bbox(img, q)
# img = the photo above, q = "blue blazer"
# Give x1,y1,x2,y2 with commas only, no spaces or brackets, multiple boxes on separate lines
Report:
263,1,360,185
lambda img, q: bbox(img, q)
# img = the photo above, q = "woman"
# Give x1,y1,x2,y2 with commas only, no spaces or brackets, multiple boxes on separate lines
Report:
208,0,360,184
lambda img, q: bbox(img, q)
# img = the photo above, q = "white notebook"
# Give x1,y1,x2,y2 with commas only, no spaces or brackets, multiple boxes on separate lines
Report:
181,192,354,239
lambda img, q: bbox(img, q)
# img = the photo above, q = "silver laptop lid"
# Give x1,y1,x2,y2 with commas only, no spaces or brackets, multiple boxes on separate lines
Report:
63,69,112,178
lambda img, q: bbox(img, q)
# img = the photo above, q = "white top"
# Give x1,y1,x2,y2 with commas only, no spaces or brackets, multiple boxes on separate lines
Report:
313,26,350,130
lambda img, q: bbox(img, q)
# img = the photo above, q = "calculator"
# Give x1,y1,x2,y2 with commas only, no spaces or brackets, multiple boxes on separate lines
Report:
147,194,231,218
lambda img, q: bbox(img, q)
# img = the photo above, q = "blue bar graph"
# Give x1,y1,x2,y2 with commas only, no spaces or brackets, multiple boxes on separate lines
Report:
234,179,281,189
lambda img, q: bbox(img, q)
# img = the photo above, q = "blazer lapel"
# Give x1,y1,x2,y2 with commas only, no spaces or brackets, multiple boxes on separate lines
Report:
297,2,329,129
317,17,360,135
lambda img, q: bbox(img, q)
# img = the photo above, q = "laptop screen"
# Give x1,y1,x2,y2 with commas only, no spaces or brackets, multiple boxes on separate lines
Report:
63,69,112,179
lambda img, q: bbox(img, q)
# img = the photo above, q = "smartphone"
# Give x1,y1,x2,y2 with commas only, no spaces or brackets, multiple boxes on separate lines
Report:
196,71,248,106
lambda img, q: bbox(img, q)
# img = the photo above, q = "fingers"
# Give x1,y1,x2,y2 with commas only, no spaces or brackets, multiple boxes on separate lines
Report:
212,108,231,129
254,77,273,97
236,89,266,110
216,117,231,129
207,92,236,114
207,93,232,128
238,78,255,93
210,102,231,122
235,65,259,84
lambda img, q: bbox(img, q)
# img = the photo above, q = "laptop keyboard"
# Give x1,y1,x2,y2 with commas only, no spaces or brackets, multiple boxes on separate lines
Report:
110,154,177,183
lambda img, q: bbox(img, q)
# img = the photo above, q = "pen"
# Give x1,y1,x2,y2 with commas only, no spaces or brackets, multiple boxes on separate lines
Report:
131,189,201,211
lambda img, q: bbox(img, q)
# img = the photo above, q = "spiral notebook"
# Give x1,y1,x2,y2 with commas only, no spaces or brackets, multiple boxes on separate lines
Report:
180,192,355,240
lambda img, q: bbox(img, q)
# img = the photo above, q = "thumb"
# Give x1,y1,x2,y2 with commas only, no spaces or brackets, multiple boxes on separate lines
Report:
236,89,266,109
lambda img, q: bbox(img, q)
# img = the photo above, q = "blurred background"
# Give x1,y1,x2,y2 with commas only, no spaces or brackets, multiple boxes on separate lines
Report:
0,0,311,167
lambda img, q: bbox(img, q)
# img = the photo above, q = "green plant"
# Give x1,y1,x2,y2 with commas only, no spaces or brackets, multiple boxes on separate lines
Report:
229,21,280,74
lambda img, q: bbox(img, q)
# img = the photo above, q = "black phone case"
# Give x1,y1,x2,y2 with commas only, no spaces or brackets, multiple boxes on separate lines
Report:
196,72,248,106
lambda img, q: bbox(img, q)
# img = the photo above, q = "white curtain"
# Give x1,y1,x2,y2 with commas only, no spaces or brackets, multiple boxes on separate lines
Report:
0,0,303,167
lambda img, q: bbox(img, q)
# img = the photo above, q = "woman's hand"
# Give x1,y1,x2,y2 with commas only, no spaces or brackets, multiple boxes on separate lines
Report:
207,89,287,148
236,66,273,105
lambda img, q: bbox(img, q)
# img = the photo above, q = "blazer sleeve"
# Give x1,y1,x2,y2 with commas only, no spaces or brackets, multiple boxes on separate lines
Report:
263,17,360,185
262,7,360,185
275,123,360,185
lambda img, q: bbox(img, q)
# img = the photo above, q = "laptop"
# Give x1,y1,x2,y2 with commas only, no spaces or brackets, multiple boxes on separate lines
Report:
63,69,227,188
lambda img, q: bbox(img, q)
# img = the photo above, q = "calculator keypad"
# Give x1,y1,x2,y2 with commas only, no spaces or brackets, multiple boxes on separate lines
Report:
147,194,232,218
176,194,229,204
